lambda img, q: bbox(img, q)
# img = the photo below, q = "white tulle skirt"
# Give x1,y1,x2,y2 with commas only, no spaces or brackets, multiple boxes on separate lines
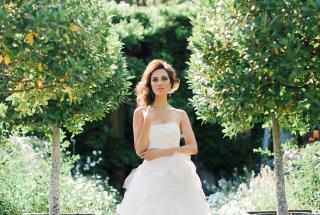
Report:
115,153,212,215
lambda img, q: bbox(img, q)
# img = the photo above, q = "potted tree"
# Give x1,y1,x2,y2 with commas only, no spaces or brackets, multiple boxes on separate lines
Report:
0,0,132,214
188,0,320,214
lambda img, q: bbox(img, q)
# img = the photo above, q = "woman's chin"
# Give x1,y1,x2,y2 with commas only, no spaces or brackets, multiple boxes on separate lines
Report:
154,92,168,97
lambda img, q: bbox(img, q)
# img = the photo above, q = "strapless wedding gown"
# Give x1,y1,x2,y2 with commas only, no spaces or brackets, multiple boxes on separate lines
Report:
115,122,212,215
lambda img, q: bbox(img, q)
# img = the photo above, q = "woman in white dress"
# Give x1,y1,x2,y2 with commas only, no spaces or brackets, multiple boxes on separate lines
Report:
116,59,212,215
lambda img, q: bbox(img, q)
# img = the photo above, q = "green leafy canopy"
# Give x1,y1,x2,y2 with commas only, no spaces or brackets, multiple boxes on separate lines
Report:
0,0,133,134
188,0,320,137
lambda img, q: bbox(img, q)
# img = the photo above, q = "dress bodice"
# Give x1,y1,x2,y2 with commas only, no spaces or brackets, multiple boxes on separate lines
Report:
148,122,181,150
117,119,211,215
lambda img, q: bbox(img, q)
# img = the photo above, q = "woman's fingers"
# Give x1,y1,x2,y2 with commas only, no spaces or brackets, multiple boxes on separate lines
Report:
146,105,151,112
139,150,153,160
144,152,148,159
138,152,144,159
143,152,150,160
143,105,151,116
139,151,147,159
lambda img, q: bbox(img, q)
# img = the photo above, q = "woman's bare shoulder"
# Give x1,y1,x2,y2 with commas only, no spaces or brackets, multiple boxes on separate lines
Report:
134,106,147,115
170,107,188,120
172,107,187,115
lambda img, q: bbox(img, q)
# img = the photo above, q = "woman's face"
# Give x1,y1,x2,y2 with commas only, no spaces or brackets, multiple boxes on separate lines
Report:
150,68,172,96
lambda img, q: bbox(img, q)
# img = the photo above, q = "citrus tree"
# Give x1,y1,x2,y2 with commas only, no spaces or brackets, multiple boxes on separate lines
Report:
0,0,132,214
188,0,320,214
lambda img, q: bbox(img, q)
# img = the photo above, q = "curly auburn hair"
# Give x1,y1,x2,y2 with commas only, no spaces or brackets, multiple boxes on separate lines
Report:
135,59,180,107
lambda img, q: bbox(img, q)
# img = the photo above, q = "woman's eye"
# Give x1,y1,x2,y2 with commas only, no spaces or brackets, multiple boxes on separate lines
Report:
162,77,168,81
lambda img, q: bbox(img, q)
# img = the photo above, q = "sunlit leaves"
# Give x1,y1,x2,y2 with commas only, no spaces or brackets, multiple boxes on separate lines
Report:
4,55,10,65
25,32,38,46
69,23,79,32
37,63,43,72
0,0,132,135
37,76,44,89
0,103,8,118
188,0,320,137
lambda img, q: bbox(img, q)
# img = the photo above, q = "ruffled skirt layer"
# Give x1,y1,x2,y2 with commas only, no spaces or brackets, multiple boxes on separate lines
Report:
115,153,212,215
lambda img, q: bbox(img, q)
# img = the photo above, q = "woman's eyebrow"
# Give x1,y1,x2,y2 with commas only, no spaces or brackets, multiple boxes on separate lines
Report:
152,75,168,78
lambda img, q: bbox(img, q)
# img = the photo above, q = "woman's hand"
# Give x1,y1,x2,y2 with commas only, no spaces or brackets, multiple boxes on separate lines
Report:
142,105,156,124
139,148,176,161
139,149,158,161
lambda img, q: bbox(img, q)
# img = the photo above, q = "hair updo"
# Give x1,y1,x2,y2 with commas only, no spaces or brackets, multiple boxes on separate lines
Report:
135,59,180,107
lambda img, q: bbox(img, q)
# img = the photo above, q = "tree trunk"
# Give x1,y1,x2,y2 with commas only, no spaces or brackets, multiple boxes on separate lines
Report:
272,117,289,215
50,124,61,215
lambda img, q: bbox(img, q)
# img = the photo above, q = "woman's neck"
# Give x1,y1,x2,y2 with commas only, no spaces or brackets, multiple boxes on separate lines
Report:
152,96,169,108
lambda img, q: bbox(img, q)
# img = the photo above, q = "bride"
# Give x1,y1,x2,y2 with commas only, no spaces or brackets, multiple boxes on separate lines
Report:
116,59,212,215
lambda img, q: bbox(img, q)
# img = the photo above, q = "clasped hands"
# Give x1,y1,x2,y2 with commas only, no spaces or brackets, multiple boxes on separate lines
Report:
138,148,176,161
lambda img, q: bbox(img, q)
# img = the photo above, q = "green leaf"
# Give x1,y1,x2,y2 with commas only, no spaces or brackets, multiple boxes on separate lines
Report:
0,103,8,118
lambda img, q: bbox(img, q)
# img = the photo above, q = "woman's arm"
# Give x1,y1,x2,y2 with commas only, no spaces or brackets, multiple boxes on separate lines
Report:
133,107,151,156
174,110,198,155
140,148,174,160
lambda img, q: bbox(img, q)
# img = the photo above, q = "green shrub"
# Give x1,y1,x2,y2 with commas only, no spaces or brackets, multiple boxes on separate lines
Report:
286,141,320,210
0,135,119,215
208,166,277,215
207,142,320,214
0,196,20,215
